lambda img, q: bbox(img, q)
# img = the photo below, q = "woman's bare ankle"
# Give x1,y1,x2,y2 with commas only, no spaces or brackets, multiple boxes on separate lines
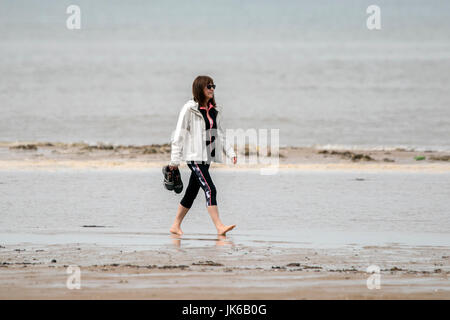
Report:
170,224,183,235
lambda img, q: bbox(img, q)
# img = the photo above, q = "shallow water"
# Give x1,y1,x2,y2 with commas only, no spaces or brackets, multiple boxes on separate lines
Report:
1,169,449,249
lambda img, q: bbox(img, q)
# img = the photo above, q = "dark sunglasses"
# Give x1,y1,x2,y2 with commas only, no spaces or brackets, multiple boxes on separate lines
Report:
206,84,216,90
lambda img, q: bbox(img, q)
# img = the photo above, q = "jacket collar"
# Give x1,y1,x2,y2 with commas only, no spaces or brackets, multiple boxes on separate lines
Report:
188,99,221,115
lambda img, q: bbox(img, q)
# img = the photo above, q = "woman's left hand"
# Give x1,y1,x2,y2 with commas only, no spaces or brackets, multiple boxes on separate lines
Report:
232,156,237,165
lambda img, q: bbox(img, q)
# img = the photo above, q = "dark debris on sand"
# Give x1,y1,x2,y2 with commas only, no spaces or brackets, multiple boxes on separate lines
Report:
7,142,172,154
192,260,224,267
271,266,286,270
9,144,38,151
81,225,108,228
429,155,450,161
318,150,374,161
79,143,171,154
105,263,189,270
286,263,301,267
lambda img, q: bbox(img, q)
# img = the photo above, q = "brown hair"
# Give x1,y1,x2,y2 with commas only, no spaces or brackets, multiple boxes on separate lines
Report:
192,75,216,108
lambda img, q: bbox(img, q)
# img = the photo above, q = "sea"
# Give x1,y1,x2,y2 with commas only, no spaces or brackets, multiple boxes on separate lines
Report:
1,0,450,150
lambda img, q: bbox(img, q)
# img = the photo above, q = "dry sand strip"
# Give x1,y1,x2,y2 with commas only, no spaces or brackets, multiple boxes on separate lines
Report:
1,143,450,172
0,160,449,173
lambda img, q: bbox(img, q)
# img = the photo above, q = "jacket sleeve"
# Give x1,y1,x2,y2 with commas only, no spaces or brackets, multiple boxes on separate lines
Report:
169,105,191,166
217,110,236,159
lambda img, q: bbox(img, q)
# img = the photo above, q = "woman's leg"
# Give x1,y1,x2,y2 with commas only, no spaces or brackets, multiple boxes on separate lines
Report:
188,162,236,235
207,205,236,235
170,167,201,235
169,204,189,235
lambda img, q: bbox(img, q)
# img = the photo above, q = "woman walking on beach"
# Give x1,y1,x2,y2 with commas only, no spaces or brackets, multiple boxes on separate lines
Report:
168,75,237,236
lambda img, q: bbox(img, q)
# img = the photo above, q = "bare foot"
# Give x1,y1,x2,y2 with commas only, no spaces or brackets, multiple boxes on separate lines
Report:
217,224,236,235
170,226,183,236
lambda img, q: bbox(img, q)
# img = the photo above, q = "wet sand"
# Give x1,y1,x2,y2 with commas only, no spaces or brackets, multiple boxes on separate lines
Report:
0,241,449,299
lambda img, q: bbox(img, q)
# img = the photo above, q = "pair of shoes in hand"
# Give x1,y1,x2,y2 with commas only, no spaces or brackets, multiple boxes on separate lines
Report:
162,165,183,194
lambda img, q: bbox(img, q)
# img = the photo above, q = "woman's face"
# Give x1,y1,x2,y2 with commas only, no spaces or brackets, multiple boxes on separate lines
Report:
203,83,215,101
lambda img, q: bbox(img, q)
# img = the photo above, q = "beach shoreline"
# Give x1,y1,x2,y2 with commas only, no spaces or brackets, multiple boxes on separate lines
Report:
1,141,449,172
1,141,449,300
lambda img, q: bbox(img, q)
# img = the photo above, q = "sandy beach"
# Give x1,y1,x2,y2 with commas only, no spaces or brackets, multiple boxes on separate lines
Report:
1,142,449,299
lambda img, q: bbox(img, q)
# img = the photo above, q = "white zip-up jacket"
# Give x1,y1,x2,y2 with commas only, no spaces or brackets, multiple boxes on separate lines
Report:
169,99,236,166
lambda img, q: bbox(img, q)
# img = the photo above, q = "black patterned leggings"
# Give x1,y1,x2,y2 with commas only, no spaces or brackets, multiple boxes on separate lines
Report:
180,161,217,208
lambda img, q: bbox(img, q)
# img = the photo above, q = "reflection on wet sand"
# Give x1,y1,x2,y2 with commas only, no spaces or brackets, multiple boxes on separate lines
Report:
170,234,234,247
